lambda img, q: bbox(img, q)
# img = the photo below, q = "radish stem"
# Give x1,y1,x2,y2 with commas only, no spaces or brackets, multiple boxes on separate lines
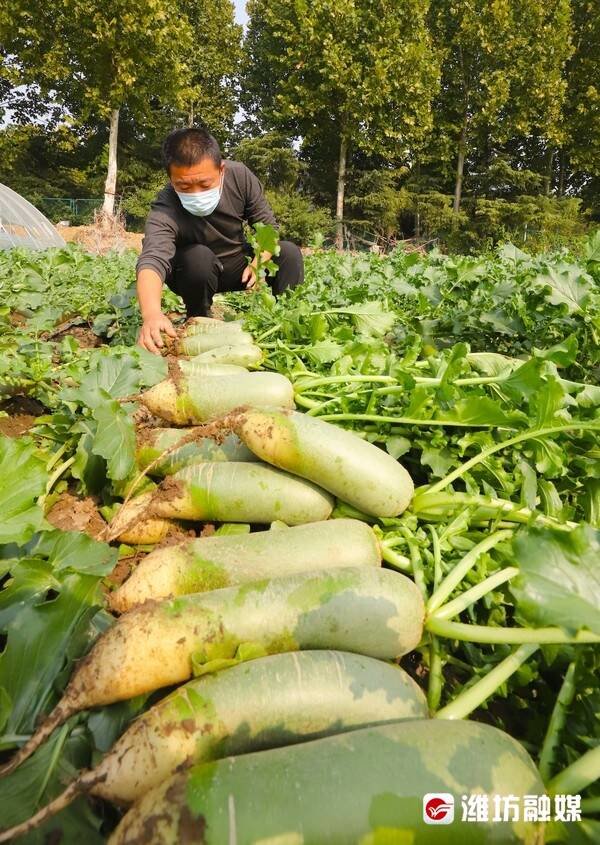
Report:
380,544,411,572
427,529,513,614
435,644,539,720
548,745,600,796
431,567,519,621
427,619,600,645
427,636,443,712
538,660,578,784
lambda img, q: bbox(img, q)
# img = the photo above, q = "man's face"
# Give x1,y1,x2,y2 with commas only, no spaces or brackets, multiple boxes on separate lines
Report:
169,158,224,194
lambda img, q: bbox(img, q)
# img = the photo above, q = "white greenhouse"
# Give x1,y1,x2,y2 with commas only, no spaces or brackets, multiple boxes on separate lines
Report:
0,183,65,249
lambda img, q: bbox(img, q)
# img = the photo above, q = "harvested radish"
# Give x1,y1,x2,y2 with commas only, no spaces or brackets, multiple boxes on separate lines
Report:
135,428,256,477
148,461,334,524
178,328,254,355
0,651,427,838
188,344,262,367
0,567,424,775
108,719,544,844
139,371,294,424
109,491,173,544
177,360,247,377
109,518,381,611
181,318,244,337
231,407,414,517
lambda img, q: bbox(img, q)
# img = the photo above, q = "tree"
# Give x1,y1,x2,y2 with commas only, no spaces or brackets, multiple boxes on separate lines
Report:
1,0,195,215
559,0,600,192
232,133,302,190
244,0,440,248
427,0,573,213
178,0,242,142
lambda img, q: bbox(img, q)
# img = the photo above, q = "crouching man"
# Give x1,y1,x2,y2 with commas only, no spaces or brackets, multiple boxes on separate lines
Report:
136,126,304,354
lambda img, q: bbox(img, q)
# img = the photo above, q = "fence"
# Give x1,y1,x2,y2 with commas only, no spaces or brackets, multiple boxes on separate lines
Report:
40,197,107,225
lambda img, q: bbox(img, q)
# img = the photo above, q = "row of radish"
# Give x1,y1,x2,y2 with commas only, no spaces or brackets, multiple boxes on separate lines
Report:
0,316,581,843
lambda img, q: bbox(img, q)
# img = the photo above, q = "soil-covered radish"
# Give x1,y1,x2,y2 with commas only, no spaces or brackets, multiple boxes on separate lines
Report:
0,651,428,838
109,490,174,544
108,719,544,844
187,344,263,367
135,428,257,477
232,407,414,517
148,461,334,525
139,371,293,424
0,567,424,776
109,518,381,612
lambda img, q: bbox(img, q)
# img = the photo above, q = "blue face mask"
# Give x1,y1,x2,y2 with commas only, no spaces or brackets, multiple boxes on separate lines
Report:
175,172,223,217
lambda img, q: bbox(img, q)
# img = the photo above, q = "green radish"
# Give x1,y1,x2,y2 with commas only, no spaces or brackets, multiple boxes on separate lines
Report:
109,490,174,544
186,316,242,328
0,651,428,838
178,329,254,355
109,518,381,612
148,461,334,525
0,567,424,776
181,318,244,337
188,344,263,367
231,407,414,517
108,719,544,844
136,428,257,477
177,360,247,377
139,371,293,425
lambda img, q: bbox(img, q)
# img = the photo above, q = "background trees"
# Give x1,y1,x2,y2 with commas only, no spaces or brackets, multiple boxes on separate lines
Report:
243,0,440,247
1,0,599,251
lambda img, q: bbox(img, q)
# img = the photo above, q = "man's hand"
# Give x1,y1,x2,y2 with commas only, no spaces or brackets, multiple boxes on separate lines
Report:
138,313,177,355
241,262,258,290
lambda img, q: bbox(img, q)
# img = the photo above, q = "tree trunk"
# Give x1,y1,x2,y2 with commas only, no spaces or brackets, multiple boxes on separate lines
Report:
414,160,421,239
544,147,554,197
453,123,467,214
335,134,348,251
558,149,566,198
102,108,120,217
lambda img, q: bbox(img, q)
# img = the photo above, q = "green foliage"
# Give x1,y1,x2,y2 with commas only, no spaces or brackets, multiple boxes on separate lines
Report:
0,0,194,122
244,0,440,232
233,133,302,190
345,170,409,239
265,189,334,246
178,0,242,137
562,0,600,177
121,172,166,231
426,0,573,210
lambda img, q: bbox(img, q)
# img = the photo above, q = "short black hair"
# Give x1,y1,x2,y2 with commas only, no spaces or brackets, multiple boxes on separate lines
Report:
162,127,222,172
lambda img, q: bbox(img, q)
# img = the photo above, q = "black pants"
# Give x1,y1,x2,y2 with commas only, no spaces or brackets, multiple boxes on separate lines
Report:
166,241,304,317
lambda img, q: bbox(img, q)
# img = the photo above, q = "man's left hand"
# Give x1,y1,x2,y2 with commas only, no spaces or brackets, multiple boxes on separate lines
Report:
241,263,258,290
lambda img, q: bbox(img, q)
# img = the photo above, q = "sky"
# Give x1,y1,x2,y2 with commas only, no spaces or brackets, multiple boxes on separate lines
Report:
233,0,248,27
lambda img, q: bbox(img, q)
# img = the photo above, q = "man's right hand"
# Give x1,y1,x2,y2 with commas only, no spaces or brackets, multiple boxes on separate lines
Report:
138,313,177,355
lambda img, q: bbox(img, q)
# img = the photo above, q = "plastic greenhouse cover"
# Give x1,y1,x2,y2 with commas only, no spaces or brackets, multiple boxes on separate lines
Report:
0,183,65,250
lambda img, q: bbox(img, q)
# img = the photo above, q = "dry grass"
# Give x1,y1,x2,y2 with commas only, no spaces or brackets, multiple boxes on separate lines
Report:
56,209,143,254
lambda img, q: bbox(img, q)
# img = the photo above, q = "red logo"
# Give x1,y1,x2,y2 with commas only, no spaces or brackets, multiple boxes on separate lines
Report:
423,793,455,825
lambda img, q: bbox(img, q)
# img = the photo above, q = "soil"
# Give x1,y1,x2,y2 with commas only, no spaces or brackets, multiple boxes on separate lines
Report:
46,491,107,539
0,396,46,437
9,311,27,327
104,553,141,590
55,325,102,348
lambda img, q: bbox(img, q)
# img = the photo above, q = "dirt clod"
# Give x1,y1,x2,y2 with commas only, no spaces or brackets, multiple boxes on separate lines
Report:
46,492,107,539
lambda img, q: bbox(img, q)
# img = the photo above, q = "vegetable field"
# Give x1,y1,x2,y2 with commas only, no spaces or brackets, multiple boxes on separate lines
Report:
0,236,599,842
